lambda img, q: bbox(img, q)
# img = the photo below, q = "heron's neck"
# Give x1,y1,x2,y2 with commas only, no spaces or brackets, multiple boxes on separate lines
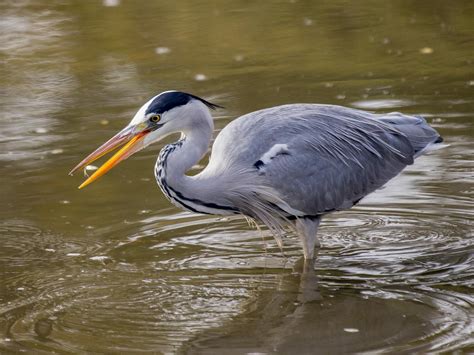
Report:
165,129,211,180
155,116,238,215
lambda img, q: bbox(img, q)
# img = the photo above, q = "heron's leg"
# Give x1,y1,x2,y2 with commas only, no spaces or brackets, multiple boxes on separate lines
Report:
295,217,321,260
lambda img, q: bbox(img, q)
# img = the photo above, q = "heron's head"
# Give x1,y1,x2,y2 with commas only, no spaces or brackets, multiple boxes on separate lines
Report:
69,90,221,189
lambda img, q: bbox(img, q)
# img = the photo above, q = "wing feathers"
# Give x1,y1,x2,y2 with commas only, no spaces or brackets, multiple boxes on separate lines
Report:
209,104,441,216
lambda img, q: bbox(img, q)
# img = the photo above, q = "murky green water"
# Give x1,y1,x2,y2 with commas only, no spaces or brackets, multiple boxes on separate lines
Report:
1,0,473,353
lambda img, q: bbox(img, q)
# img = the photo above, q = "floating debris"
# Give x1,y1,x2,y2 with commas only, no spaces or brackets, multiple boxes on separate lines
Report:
34,127,48,134
45,248,56,252
59,200,70,204
336,94,346,100
303,18,314,26
34,319,53,338
51,148,64,155
419,47,434,54
467,80,474,86
324,82,334,88
234,54,244,62
83,165,98,177
155,46,171,55
89,255,110,262
66,253,81,257
194,73,207,81
100,119,109,125
103,0,120,6
344,328,359,333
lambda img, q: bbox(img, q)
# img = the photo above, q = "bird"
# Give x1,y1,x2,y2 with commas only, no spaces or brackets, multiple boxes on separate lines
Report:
70,90,443,259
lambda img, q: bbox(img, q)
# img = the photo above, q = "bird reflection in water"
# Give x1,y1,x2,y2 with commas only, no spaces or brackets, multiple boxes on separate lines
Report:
185,255,438,354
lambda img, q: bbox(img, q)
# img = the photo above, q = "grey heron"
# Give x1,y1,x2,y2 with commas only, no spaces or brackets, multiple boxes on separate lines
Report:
70,91,443,259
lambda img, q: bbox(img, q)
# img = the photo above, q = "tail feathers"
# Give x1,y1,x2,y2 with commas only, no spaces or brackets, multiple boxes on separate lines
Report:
376,112,444,158
415,140,449,157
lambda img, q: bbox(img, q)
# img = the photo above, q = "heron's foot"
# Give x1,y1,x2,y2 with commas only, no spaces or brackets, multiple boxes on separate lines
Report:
293,257,320,303
293,256,316,274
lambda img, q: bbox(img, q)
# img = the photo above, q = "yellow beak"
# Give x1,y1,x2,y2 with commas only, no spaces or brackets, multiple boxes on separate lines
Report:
69,127,148,189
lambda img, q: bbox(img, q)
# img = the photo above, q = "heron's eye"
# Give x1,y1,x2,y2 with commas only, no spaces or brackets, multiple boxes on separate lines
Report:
149,114,161,123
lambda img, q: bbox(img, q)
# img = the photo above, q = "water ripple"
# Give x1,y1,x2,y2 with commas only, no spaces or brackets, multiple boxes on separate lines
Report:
1,186,472,353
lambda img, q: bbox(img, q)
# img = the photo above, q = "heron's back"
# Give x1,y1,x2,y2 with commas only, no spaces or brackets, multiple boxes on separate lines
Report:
205,104,442,216
210,104,441,167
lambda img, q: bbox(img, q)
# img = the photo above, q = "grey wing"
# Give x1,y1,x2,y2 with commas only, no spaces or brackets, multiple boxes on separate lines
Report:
211,104,438,216
262,138,408,215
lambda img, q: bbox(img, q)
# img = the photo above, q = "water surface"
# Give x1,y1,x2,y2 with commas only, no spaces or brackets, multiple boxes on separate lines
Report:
1,0,473,353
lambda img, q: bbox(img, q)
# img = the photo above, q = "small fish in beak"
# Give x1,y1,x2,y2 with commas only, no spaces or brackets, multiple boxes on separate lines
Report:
69,125,149,189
